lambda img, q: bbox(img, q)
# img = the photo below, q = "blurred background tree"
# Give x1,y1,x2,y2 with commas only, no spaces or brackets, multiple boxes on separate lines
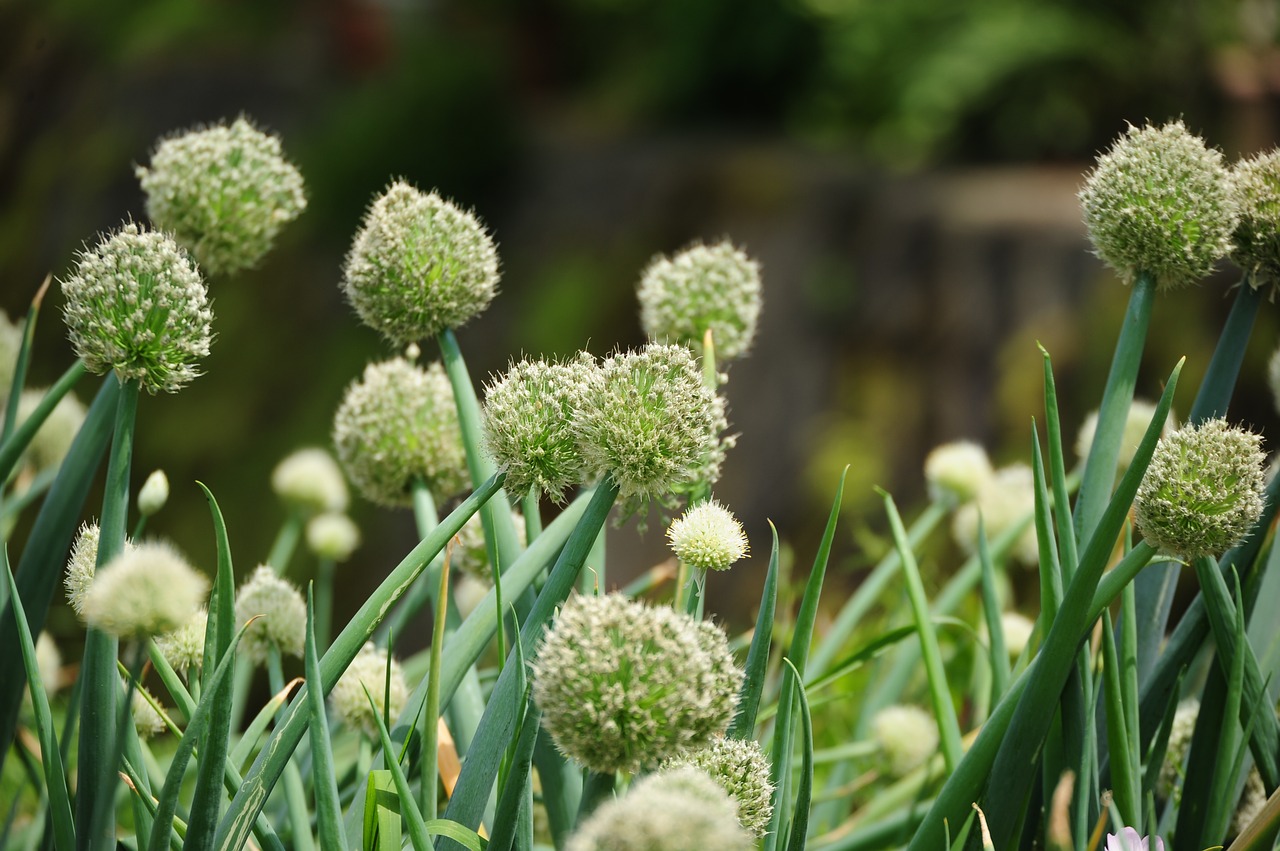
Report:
4,0,1279,634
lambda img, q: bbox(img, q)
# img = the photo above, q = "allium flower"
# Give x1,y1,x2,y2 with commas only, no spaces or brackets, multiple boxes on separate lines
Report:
872,704,940,777
567,767,752,851
0,309,21,390
137,469,170,517
333,357,467,506
1080,121,1237,291
663,737,774,837
1076,399,1175,472
482,356,592,503
1105,827,1165,851
235,566,307,663
305,512,361,561
637,240,763,361
64,522,136,619
342,181,499,345
1228,149,1280,289
82,541,209,639
155,608,208,674
272,448,349,514
1135,418,1266,559
951,464,1039,566
532,593,742,774
924,441,992,505
666,499,748,572
16,388,85,473
136,116,307,276
331,642,408,738
572,344,726,507
132,685,167,740
451,573,491,620
61,223,213,394
1158,698,1199,798
1000,612,1035,659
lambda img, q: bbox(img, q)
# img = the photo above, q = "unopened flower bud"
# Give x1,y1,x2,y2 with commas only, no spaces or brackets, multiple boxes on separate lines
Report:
35,632,62,695
138,469,170,517
333,357,467,507
872,704,939,777
83,541,209,639
306,512,361,562
331,642,408,738
924,441,992,505
137,116,307,276
235,566,307,663
342,181,499,345
667,499,748,572
1080,121,1236,291
638,240,763,361
272,448,348,515
61,223,213,394
1135,418,1266,559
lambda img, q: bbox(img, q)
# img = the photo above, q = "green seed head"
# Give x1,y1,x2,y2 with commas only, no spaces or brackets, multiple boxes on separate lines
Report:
136,116,307,276
60,222,214,394
235,565,307,663
666,499,748,572
331,642,408,738
1135,417,1266,559
638,240,763,361
482,355,594,503
82,541,209,639
1228,149,1280,289
154,608,208,674
924,440,992,505
1080,121,1237,291
573,344,726,509
662,737,774,838
272,447,349,515
333,357,467,506
342,181,499,345
872,704,940,777
532,593,742,774
305,512,361,562
566,767,753,851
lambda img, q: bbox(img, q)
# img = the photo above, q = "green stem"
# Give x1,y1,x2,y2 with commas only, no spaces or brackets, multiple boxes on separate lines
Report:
576,771,616,825
267,646,316,851
266,511,305,575
76,375,139,851
422,556,449,820
315,558,335,648
1189,276,1261,425
521,489,542,542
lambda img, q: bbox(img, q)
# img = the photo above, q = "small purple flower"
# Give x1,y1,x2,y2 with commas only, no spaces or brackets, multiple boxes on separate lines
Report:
1106,827,1165,851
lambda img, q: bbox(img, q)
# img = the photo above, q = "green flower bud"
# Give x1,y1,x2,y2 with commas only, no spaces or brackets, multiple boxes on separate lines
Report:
305,512,361,562
235,565,307,663
136,116,307,276
1076,399,1175,472
272,447,349,514
154,608,208,674
331,642,408,738
663,737,774,838
872,704,939,777
1228,149,1280,289
1080,121,1237,291
532,593,741,774
16,388,85,474
951,464,1039,566
924,440,992,505
667,499,748,572
638,240,762,361
64,522,136,619
567,767,752,851
1134,418,1266,559
333,357,467,506
83,541,209,639
482,356,592,504
342,181,499,345
573,344,726,509
60,222,213,394
138,469,170,517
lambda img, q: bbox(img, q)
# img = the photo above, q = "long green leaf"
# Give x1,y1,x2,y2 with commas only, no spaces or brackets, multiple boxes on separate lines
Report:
0,374,117,780
977,516,1009,702
366,684,432,851
1,278,46,443
0,359,88,483
1189,278,1261,425
185,482,237,849
488,698,542,851
1038,344,1078,579
1101,610,1139,826
439,480,620,847
214,474,505,851
4,562,75,851
305,585,347,851
728,520,779,740
785,659,815,851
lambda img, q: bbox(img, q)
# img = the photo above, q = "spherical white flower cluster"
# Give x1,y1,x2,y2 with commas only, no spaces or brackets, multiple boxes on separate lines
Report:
1075,399,1174,472
305,512,361,562
343,181,499,345
333,357,467,506
951,464,1039,566
155,608,208,674
64,522,136,619
137,116,307,276
666,499,748,572
924,441,992,505
331,642,409,738
132,685,168,740
638,241,762,361
235,566,307,663
272,448,349,514
60,222,213,394
1228,149,1280,289
83,541,209,639
872,704,940,777
15,388,85,474
662,737,774,837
